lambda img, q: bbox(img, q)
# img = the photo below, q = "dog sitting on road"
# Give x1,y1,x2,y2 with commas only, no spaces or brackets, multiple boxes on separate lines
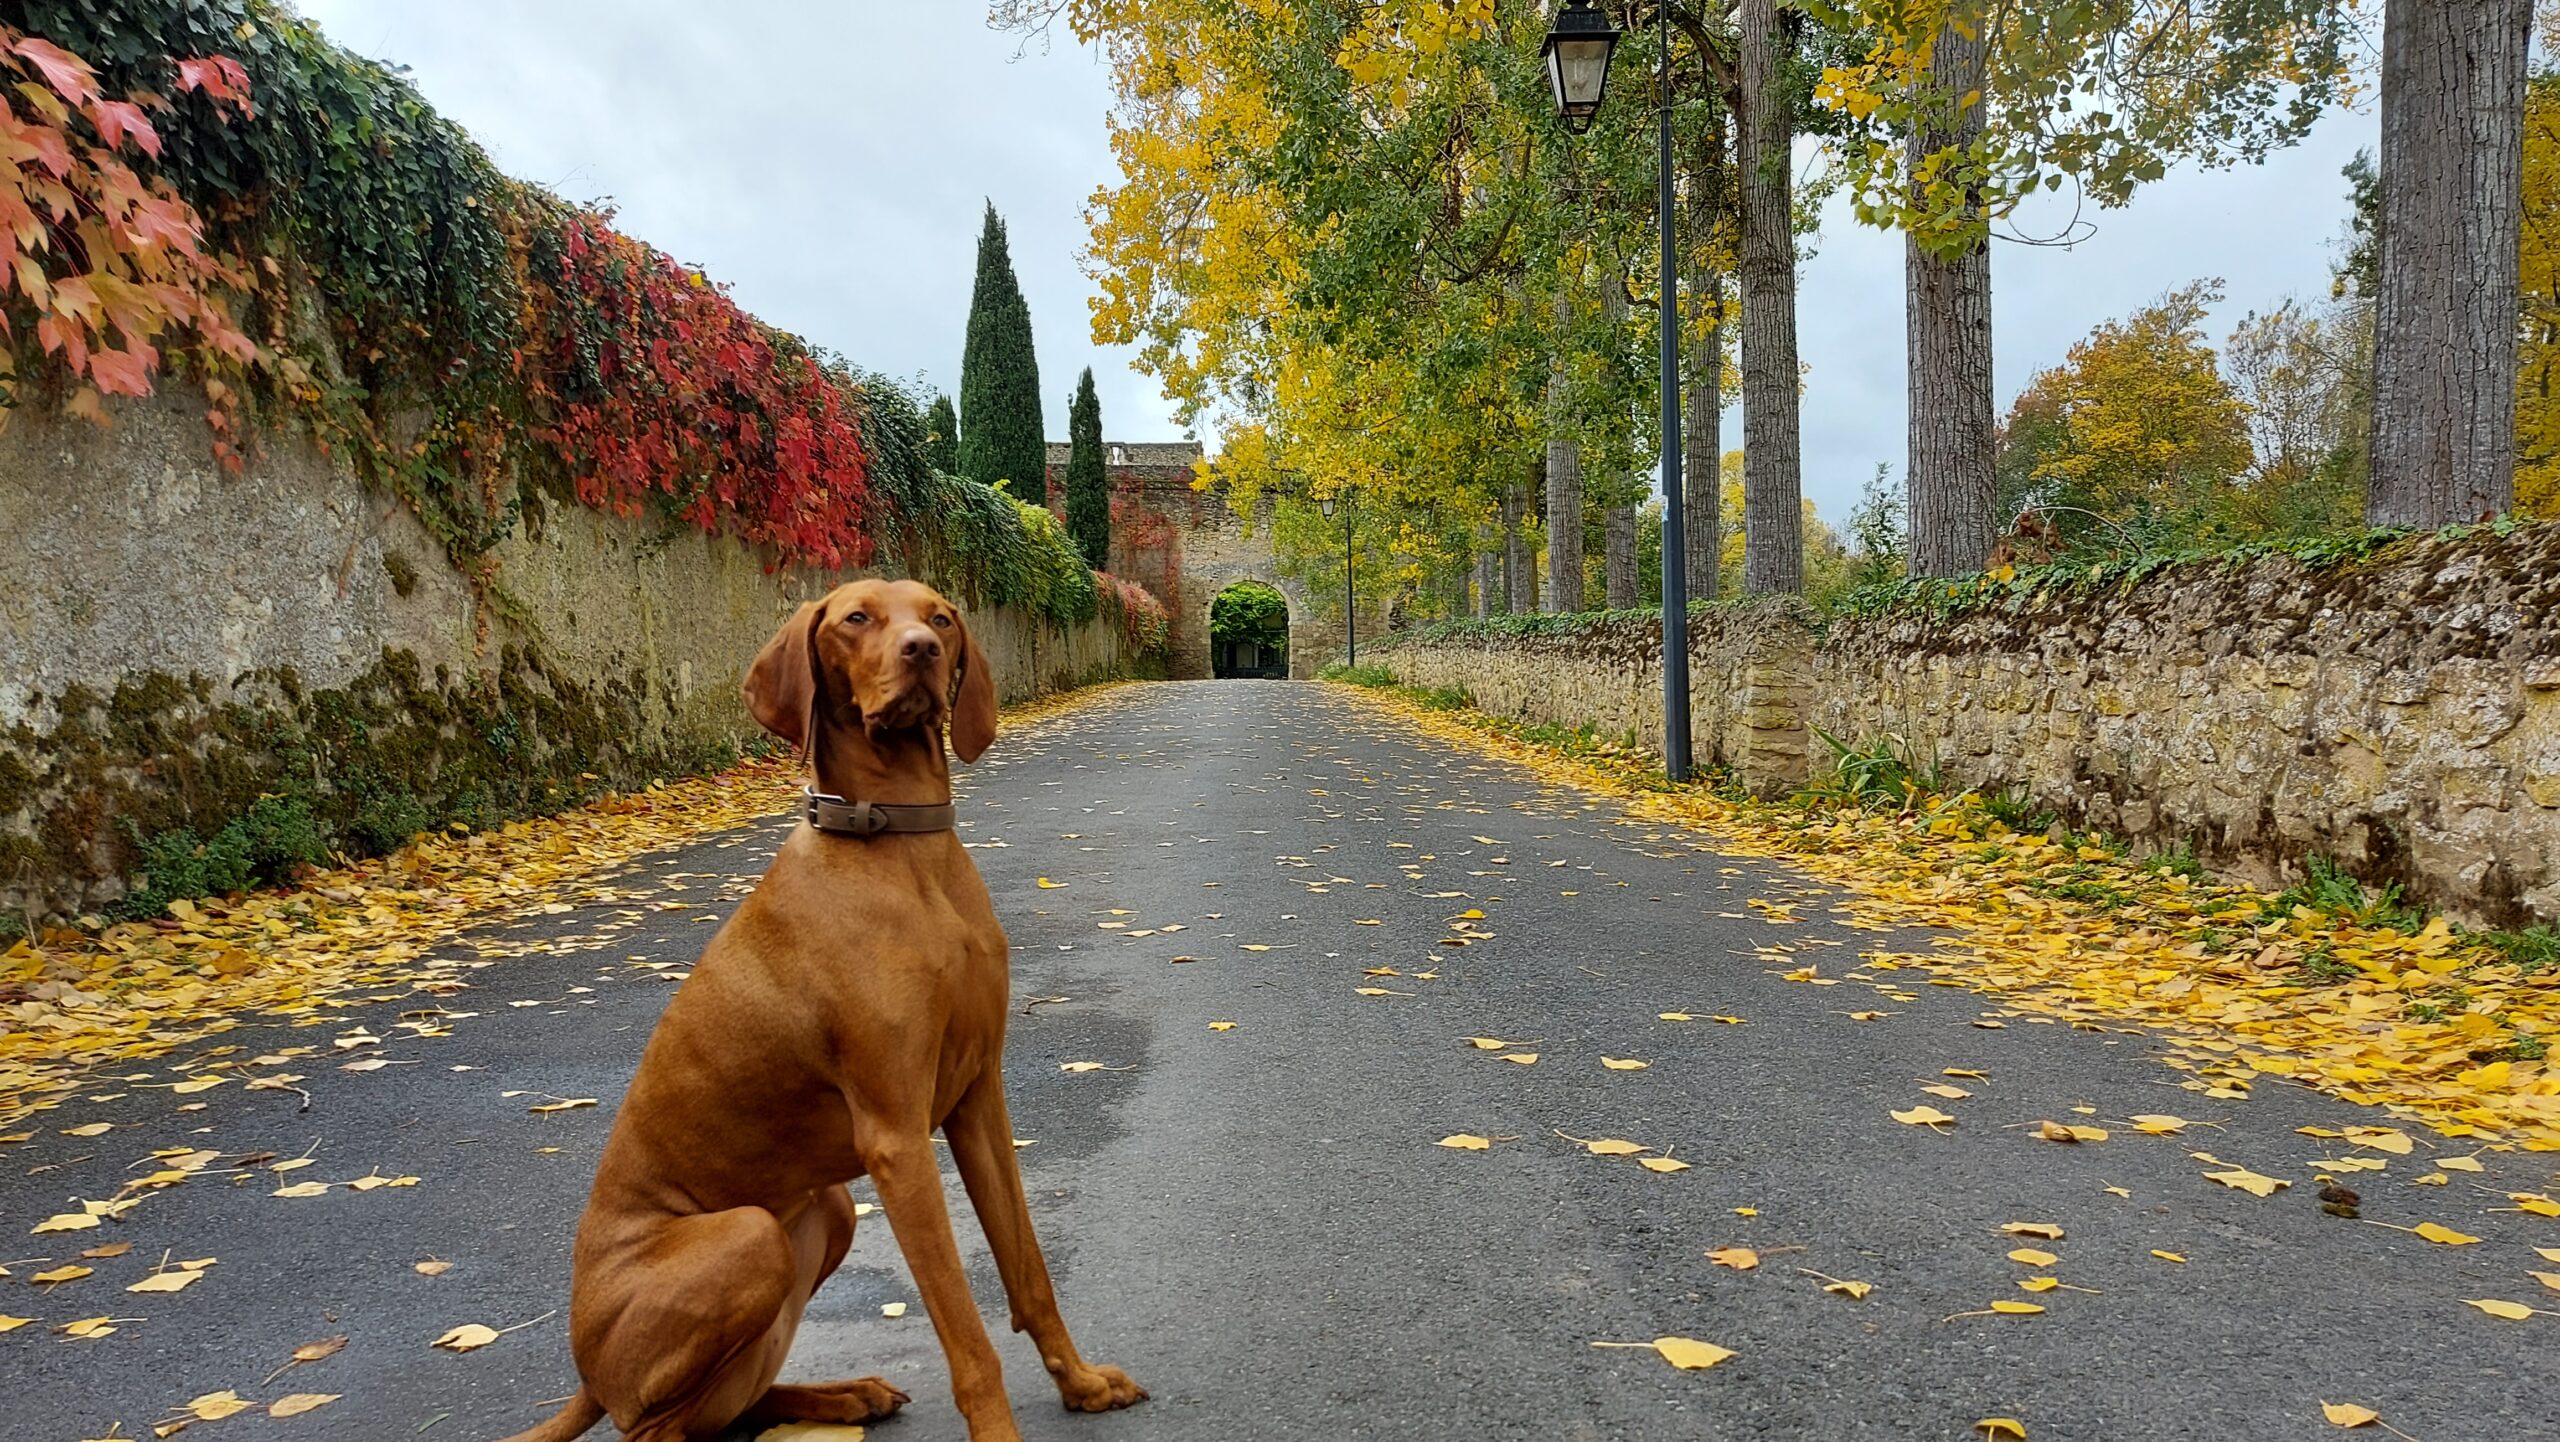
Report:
497,578,1146,1442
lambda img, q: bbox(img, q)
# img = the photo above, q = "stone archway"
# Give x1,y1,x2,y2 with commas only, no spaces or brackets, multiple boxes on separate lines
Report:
1177,560,1325,680
1209,580,1292,678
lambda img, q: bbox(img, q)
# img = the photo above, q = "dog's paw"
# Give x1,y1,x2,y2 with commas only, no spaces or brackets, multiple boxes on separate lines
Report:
830,1376,912,1421
1058,1363,1148,1413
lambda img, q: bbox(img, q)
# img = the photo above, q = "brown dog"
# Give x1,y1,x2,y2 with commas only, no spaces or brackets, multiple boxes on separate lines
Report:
499,578,1145,1442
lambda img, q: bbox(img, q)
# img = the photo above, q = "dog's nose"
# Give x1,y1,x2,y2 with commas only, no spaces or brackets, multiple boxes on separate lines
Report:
899,629,943,664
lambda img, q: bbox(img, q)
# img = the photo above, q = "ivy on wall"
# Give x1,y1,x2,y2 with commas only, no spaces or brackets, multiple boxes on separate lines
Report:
0,0,1169,642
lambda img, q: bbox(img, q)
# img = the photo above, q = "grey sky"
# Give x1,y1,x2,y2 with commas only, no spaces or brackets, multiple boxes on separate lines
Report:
293,1,2373,527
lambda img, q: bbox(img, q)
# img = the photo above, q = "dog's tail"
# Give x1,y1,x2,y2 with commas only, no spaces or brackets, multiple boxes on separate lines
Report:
491,1387,606,1442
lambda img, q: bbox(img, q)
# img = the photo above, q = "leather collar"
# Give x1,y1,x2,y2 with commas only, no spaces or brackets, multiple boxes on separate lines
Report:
802,787,956,837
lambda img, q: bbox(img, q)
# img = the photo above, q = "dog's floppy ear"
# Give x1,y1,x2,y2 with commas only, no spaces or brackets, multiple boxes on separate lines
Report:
744,599,827,748
949,608,997,764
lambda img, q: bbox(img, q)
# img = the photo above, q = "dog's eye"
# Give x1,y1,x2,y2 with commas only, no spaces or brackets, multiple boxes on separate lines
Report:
844,610,868,626
930,613,952,629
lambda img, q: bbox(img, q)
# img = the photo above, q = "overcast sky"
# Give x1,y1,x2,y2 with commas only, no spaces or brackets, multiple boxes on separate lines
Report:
293,0,2373,525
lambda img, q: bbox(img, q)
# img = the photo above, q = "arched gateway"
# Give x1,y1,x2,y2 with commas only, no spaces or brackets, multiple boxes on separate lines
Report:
1043,440,1346,679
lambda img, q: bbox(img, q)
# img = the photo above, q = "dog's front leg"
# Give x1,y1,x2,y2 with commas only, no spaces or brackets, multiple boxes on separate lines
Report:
859,1123,1023,1440
946,1071,1148,1413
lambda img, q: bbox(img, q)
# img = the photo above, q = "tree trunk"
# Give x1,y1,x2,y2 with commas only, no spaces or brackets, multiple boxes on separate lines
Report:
1686,274,1725,601
1737,0,1804,594
1545,297,1585,612
1502,475,1534,612
2370,0,2529,525
1904,11,1999,576
1474,544,1499,617
1684,100,1729,602
1604,504,1638,607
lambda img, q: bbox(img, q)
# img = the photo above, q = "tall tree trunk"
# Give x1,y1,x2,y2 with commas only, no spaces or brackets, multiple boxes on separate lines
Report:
1683,100,1730,602
1686,273,1725,601
1604,504,1638,608
1545,296,1585,612
1474,542,1499,617
1736,0,1804,594
1904,11,1998,576
2370,0,2529,524
1502,475,1534,612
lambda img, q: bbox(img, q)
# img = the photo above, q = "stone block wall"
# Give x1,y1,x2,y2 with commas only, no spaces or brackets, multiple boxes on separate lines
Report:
1,391,1156,920
1368,527,2560,927
1375,600,1813,799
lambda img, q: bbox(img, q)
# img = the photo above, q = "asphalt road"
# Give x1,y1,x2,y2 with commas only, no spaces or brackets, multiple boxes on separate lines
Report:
7,681,2555,1442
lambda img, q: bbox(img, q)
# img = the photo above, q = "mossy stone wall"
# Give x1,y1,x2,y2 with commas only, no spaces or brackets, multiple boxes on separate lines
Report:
0,389,1150,922
1369,527,2560,927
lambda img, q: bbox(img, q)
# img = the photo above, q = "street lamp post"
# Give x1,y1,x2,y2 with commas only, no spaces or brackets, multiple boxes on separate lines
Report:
1319,492,1355,668
1544,0,1691,782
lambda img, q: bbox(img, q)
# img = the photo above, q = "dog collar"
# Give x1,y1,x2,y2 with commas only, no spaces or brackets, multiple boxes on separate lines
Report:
801,788,956,837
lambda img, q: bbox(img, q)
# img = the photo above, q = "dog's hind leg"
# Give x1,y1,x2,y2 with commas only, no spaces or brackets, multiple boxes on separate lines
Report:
945,1073,1147,1415
579,1206,803,1442
739,1186,911,1427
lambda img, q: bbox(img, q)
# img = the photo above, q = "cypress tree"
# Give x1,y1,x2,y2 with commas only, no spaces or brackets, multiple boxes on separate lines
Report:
956,203,1046,496
1065,367,1110,569
924,393,959,475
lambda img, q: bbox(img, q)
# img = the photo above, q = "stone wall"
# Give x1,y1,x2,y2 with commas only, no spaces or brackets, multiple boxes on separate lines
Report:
1368,527,2560,927
1,391,1155,920
1371,601,1812,799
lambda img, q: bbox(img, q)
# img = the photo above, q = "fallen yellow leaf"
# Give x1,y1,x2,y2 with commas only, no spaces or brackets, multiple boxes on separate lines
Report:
2320,1401,2380,1428
2463,1298,2540,1320
2411,1222,2480,1246
1437,1134,1492,1151
2152,1250,2187,1264
188,1391,256,1421
1590,1336,1736,1370
1638,1157,1692,1173
2202,1167,2291,1198
1601,1057,1650,1071
270,1393,341,1419
1892,1105,1957,1128
529,1097,598,1113
1989,1300,2045,1315
2000,1223,2065,1240
434,1323,502,1351
2005,1248,2058,1266
1975,1420,2026,1440
1707,1247,1758,1270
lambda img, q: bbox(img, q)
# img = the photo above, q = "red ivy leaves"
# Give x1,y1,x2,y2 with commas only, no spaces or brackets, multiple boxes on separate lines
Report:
0,29,259,467
539,215,872,570
1097,571,1170,653
173,55,254,118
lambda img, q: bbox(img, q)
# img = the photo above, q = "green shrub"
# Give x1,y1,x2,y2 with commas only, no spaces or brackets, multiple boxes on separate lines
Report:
1799,729,1945,812
2272,855,2429,933
117,794,329,919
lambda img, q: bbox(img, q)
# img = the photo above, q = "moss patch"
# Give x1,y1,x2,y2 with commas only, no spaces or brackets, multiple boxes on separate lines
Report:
3,647,754,922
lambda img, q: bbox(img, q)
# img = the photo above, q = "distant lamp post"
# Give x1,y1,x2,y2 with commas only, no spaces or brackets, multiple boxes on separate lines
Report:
1546,0,1689,782
1540,1,1621,135
1319,492,1354,668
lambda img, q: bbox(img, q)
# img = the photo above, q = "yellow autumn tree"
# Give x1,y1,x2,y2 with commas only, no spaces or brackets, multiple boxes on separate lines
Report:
2519,0,2560,518
999,0,1674,614
1995,281,2254,547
